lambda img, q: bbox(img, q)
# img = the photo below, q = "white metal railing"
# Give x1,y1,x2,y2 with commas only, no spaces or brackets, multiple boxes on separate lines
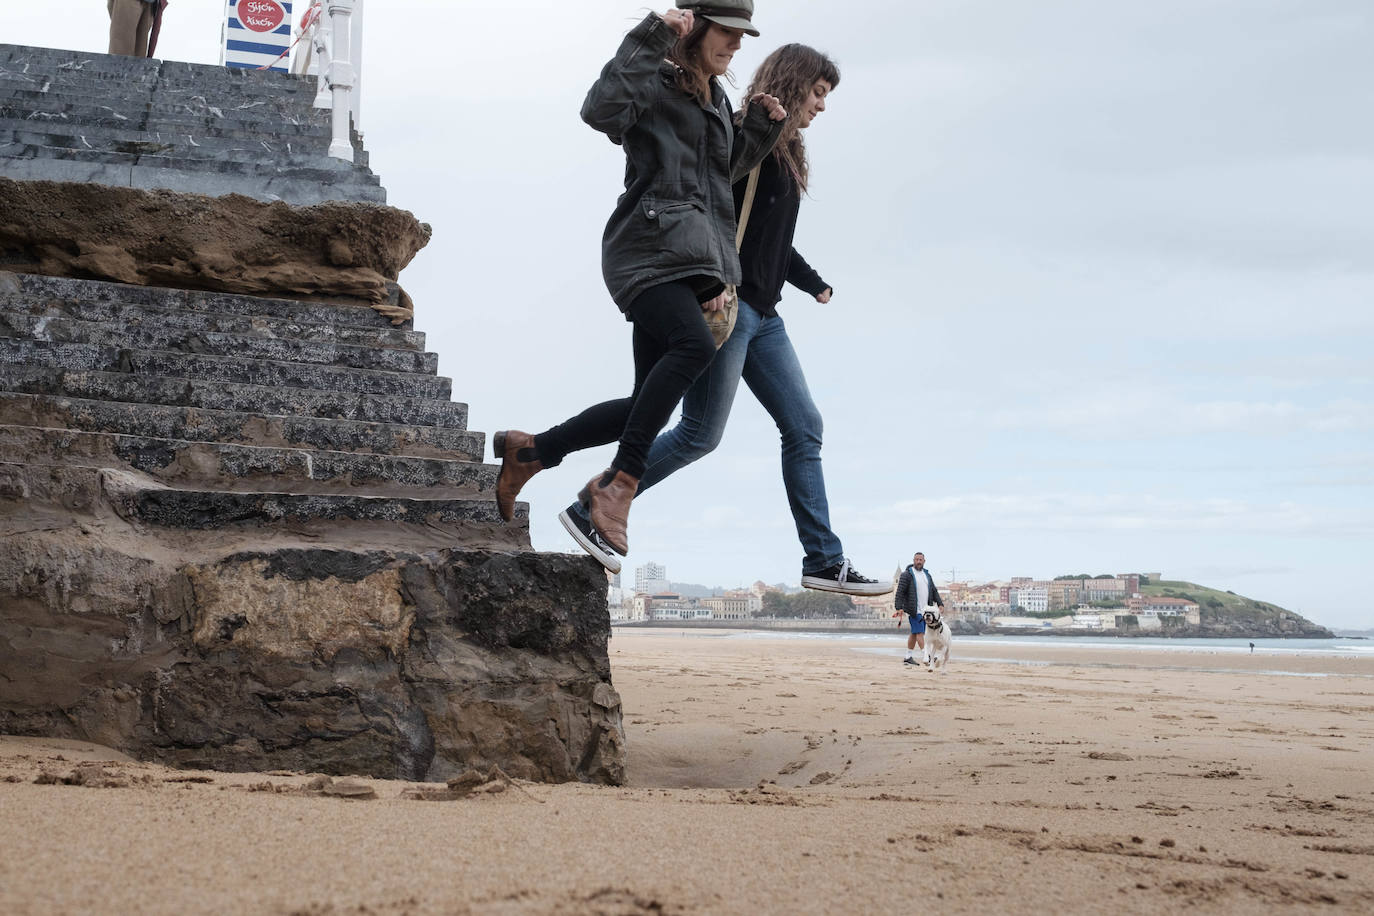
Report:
290,0,364,161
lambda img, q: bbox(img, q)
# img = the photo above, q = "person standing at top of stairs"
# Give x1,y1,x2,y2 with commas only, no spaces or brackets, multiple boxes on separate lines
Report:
108,0,162,58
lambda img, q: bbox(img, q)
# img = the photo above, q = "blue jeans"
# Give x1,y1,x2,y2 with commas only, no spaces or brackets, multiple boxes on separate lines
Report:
573,302,844,574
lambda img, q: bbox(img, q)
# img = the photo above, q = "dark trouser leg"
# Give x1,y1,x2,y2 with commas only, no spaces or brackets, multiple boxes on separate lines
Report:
533,281,714,479
611,283,716,479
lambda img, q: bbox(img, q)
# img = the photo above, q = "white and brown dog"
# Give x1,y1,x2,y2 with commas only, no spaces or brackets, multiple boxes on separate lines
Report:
922,609,952,672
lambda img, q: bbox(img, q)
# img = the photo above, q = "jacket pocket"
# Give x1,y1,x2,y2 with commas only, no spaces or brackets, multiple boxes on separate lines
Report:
642,197,713,265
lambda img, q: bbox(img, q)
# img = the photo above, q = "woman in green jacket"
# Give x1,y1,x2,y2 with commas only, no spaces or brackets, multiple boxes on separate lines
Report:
494,2,785,571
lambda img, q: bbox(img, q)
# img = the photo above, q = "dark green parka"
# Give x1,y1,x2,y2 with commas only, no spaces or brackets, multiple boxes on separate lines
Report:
581,13,784,314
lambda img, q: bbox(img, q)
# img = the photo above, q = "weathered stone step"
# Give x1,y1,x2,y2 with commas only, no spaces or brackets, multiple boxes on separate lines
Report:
0,294,422,351
0,425,496,496
2,339,450,400
0,126,367,169
0,73,319,104
0,98,335,139
1,141,377,183
0,107,343,145
0,392,484,460
0,155,387,206
0,53,321,101
0,122,368,168
0,65,322,98
130,486,516,530
0,44,323,94
1,461,519,531
0,366,467,430
0,92,330,135
0,82,324,123
0,312,436,374
1,273,408,333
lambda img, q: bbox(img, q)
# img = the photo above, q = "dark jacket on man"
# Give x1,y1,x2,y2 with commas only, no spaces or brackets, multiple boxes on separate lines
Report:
894,566,943,614
581,13,784,314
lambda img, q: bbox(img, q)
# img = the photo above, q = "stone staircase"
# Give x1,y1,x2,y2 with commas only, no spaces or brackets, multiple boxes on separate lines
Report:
0,42,383,205
0,271,507,533
0,45,623,784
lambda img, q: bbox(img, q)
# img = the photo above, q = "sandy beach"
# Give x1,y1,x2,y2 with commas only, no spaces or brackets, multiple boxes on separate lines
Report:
3,630,1372,914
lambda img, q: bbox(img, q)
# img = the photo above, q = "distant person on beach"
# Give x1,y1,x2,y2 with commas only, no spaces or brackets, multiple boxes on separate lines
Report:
896,552,944,666
493,3,786,573
1250,642,1255,654
555,41,890,597
107,0,163,58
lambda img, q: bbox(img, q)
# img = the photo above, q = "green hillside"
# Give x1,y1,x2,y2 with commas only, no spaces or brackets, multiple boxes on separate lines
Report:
1141,579,1329,636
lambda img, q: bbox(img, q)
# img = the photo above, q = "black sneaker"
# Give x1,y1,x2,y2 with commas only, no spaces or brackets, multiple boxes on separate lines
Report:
801,559,893,596
558,506,622,574
903,657,918,666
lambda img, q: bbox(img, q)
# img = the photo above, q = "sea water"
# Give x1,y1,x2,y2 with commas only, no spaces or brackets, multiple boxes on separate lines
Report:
709,631,1374,677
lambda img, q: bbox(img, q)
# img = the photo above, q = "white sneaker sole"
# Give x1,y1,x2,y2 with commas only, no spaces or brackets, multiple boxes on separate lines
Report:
800,576,894,597
558,510,622,574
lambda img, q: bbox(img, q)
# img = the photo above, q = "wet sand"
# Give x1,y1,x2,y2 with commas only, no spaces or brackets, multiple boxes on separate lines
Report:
2,630,1372,914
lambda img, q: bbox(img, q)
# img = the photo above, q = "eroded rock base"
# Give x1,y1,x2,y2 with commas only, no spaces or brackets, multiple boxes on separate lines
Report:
0,522,624,785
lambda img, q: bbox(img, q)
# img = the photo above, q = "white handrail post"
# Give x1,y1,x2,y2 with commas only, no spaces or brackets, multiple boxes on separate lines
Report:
325,0,355,161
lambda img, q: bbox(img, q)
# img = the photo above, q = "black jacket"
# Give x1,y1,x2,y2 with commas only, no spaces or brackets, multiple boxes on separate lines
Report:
734,151,830,316
581,13,784,313
894,566,943,613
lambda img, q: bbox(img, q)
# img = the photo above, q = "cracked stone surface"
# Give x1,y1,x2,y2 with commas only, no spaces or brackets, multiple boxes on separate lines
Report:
0,507,625,784
0,177,426,324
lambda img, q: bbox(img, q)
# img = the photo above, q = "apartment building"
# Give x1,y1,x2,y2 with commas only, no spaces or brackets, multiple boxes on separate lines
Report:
635,562,669,596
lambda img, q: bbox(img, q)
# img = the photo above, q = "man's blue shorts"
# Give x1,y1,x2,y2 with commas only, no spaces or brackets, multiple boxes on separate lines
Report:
908,613,926,634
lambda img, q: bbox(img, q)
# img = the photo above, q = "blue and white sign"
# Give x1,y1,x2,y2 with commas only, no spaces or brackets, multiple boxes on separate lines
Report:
222,0,294,72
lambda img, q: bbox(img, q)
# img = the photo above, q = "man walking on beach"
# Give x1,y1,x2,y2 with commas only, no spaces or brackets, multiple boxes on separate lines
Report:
895,552,944,666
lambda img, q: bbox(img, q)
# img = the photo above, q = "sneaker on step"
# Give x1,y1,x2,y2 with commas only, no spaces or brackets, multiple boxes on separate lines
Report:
801,559,893,596
558,506,622,574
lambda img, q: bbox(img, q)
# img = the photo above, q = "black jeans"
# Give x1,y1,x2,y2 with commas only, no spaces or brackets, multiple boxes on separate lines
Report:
533,280,716,480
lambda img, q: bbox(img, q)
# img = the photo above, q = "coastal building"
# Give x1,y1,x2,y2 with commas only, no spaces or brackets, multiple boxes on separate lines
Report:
851,592,897,620
1048,579,1081,610
1009,585,1049,613
635,562,669,596
990,616,1056,628
1126,596,1201,626
1082,577,1129,602
948,601,1005,623
645,594,712,621
703,591,760,620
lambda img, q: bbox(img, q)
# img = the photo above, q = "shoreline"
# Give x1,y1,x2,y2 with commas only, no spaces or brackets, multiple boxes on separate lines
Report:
612,618,1340,639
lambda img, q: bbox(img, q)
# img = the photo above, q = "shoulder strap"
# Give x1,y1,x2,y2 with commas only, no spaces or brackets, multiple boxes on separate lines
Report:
735,166,761,252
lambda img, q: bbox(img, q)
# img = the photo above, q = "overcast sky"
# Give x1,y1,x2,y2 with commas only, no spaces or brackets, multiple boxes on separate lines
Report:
7,2,1373,629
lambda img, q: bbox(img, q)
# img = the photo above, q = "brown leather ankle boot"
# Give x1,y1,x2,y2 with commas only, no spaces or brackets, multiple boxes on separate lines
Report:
493,430,543,522
579,468,638,556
